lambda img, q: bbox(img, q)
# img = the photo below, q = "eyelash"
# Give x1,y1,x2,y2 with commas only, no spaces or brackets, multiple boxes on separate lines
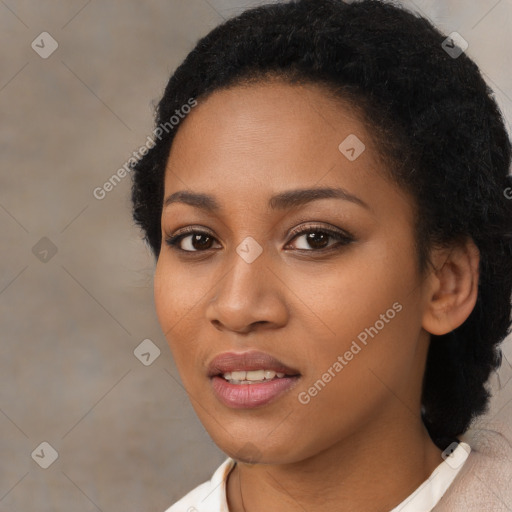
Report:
164,223,354,255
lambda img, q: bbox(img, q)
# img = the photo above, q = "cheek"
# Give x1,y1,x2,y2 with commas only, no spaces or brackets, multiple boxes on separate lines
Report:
154,255,203,325
153,257,203,367
153,260,175,332
294,301,420,439
298,236,421,375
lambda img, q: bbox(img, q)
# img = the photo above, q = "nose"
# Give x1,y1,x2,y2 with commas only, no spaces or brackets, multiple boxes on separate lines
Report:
205,254,288,334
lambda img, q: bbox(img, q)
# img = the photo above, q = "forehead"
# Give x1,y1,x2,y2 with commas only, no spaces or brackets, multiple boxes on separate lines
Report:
162,80,392,211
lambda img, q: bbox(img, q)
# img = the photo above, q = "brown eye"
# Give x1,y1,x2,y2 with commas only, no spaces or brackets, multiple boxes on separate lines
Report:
287,225,354,252
165,229,220,252
302,231,330,250
165,224,354,255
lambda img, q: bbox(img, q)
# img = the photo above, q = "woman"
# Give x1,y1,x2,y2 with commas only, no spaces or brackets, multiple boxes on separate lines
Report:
130,0,512,510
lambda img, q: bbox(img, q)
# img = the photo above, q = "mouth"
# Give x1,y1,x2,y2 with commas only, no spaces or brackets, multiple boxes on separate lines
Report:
210,373,302,408
219,369,300,385
207,350,302,408
207,349,301,378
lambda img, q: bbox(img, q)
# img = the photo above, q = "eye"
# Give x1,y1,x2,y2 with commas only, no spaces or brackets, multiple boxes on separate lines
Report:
164,224,354,254
165,227,220,252
285,224,354,252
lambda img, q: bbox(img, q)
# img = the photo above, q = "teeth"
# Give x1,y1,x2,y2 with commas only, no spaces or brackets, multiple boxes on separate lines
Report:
222,369,288,383
246,370,266,381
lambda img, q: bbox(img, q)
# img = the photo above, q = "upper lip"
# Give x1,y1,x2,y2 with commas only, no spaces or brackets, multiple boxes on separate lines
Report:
207,350,301,377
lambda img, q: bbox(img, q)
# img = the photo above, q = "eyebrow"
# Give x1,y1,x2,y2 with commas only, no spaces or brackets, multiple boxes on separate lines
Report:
163,186,370,212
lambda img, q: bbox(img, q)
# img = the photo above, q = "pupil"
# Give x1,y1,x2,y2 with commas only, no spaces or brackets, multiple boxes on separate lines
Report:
193,234,211,249
308,232,328,249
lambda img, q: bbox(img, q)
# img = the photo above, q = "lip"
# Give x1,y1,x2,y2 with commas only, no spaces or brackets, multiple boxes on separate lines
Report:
207,350,302,409
211,374,301,408
207,350,301,377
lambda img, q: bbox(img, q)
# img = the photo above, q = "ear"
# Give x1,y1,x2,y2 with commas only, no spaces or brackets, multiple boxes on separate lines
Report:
422,238,480,336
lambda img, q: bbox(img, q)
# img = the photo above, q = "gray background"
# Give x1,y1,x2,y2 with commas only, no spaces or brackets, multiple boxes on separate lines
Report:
0,1,511,511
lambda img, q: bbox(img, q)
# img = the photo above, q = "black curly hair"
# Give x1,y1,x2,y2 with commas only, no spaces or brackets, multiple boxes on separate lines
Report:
131,0,512,451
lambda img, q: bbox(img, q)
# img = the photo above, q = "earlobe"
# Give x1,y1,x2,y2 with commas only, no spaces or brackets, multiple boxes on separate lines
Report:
422,238,480,336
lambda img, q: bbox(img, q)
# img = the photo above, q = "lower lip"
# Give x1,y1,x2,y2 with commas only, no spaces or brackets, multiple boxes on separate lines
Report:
210,375,301,409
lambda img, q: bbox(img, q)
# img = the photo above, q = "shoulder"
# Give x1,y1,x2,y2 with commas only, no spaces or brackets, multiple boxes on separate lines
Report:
433,423,512,511
164,457,236,512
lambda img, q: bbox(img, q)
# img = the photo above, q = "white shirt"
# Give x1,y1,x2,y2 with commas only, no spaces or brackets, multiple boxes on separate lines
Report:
165,441,471,512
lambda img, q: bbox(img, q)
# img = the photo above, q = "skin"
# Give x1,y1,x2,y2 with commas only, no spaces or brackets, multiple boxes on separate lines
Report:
153,79,480,512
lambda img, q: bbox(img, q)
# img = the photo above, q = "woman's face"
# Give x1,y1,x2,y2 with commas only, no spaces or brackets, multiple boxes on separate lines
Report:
154,80,434,464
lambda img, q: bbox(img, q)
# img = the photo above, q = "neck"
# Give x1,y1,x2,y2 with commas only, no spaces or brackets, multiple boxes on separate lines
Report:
226,416,443,512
